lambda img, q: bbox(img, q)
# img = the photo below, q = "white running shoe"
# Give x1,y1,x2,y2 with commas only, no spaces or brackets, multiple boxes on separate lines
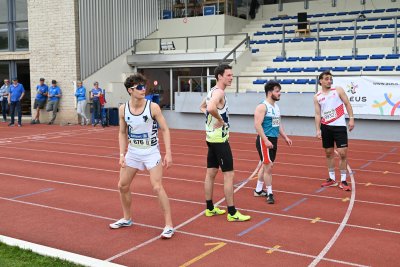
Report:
109,218,133,229
160,226,174,239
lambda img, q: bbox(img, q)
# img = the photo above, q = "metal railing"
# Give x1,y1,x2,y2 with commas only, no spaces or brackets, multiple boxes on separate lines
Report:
132,33,248,54
276,15,400,57
219,34,251,65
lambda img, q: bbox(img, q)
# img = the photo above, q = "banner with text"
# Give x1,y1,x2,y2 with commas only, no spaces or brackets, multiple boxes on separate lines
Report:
333,76,400,116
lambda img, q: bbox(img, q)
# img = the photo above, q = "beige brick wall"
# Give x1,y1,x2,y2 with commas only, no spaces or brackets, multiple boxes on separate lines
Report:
28,0,80,123
0,52,30,61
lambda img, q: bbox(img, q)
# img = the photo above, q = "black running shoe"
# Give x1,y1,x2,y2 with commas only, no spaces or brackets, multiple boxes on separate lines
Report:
267,194,275,204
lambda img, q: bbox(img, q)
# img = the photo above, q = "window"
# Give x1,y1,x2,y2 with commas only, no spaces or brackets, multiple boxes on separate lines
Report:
0,0,28,51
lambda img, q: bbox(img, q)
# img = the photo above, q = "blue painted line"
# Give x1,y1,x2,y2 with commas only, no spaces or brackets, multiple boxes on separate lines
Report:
314,187,327,193
390,148,398,153
376,153,388,161
11,188,54,200
238,218,271,237
234,179,247,187
359,161,373,169
282,198,308,212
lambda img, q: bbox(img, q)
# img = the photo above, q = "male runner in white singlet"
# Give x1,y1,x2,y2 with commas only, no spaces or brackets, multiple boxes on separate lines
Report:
109,73,174,239
253,80,292,204
314,71,355,191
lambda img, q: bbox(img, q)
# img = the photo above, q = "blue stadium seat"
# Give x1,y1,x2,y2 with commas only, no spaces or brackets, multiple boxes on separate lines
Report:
328,36,342,41
323,27,335,32
386,54,400,59
304,67,318,72
367,18,379,21
336,12,348,16
299,56,312,61
340,56,353,60
362,25,374,30
273,57,285,62
251,48,259,53
348,66,362,72
294,79,309,84
277,67,290,73
312,56,326,61
254,32,264,36
325,13,335,17
386,8,400,12
291,38,302,42
372,9,385,13
355,55,369,60
356,35,368,40
304,37,316,42
380,17,393,21
333,67,347,71
363,66,378,71
249,40,257,45
263,68,277,73
308,79,317,84
369,34,382,39
262,24,272,28
253,79,267,84
396,66,400,71
286,57,299,62
281,79,295,84
269,39,279,43
361,10,373,14
291,67,303,72
379,66,395,71
318,67,332,71
375,25,388,29
383,33,395,38
319,37,329,41
348,11,360,15
326,56,340,61
370,54,385,59
336,27,348,31
342,36,354,41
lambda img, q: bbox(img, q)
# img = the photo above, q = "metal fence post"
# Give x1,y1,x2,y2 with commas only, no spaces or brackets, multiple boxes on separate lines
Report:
316,22,321,56
393,17,399,54
281,24,286,58
352,20,358,56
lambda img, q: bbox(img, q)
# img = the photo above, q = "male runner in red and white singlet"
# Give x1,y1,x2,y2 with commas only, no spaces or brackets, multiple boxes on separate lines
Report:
314,71,355,191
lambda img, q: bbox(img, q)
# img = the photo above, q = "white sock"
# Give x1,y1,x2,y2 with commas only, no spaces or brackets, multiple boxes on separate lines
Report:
328,168,336,181
266,185,273,195
255,181,264,192
340,170,347,182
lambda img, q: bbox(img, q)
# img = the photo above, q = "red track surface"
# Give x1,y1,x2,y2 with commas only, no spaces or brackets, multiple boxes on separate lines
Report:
0,124,399,267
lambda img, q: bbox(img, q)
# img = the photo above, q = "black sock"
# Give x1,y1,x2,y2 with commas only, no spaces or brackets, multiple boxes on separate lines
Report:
228,206,236,216
206,200,214,211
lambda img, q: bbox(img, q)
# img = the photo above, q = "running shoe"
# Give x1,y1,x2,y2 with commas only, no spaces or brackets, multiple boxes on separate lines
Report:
205,207,226,217
227,210,251,222
8,123,14,127
339,181,351,191
253,189,267,197
109,218,133,229
266,194,275,204
321,178,338,187
160,226,174,239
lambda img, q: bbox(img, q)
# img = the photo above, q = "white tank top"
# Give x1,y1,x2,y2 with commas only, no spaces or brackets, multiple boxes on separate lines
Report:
316,88,346,126
205,87,229,143
125,100,159,155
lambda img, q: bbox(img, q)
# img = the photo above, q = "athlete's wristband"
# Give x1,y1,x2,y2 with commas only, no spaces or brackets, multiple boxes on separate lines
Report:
120,153,125,157
349,116,354,119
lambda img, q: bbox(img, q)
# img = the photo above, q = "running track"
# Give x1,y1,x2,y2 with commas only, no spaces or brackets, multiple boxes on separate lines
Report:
0,124,399,267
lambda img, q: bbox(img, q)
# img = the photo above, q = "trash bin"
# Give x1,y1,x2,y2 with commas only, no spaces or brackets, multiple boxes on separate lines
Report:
108,108,119,126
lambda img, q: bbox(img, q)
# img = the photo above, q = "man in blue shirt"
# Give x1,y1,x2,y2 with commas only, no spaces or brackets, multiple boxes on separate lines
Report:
90,81,102,126
75,81,89,125
8,78,25,127
0,79,10,122
46,80,62,125
32,78,48,124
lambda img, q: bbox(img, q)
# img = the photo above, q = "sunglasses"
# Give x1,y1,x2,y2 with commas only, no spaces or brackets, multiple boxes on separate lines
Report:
130,84,146,91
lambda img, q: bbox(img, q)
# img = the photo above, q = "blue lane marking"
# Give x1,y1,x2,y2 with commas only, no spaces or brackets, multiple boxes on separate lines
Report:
359,161,373,169
314,187,327,193
238,218,271,236
282,198,308,212
11,188,54,200
390,148,398,153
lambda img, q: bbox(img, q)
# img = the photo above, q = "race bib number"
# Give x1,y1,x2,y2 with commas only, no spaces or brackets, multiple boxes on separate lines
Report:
323,109,337,121
129,133,151,149
272,117,280,127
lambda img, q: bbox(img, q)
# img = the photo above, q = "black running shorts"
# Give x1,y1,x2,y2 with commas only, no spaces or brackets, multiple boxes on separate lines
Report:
320,124,348,149
256,136,278,164
206,141,234,172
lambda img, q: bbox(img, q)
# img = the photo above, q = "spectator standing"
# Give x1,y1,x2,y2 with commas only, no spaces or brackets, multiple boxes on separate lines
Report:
75,81,89,125
0,79,10,122
31,78,48,124
46,80,62,125
8,78,25,127
90,81,102,126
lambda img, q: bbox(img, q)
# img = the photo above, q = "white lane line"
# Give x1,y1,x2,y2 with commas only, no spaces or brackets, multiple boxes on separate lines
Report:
0,196,367,267
104,161,262,262
308,155,356,267
1,171,400,235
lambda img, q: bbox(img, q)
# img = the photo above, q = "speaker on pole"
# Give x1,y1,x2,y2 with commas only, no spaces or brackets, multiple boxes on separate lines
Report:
298,12,308,30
